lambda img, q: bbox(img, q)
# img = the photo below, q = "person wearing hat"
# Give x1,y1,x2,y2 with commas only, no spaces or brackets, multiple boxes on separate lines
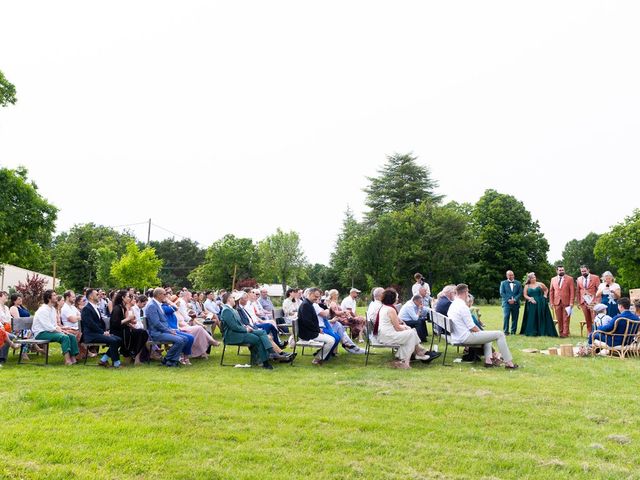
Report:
589,297,640,348
592,302,611,330
339,288,366,343
219,291,278,369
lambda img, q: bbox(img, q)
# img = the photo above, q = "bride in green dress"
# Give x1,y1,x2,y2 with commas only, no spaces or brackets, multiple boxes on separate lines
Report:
520,272,558,337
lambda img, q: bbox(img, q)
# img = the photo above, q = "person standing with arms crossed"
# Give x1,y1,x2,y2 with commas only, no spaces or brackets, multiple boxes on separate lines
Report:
549,265,575,337
499,270,522,335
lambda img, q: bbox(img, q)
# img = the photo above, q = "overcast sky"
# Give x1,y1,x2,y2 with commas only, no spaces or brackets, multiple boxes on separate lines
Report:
1,1,638,267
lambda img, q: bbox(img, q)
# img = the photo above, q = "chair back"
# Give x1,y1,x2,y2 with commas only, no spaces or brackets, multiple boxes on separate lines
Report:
622,318,640,346
291,318,300,341
11,316,34,334
274,308,284,321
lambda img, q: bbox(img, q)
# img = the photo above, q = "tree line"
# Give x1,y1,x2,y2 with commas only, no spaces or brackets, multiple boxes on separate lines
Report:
2,158,638,299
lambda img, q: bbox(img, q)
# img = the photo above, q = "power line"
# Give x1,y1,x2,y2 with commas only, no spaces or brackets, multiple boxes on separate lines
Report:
151,223,191,241
108,221,149,229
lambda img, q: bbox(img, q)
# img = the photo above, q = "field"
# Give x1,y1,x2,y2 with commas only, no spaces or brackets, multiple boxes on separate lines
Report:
0,305,638,480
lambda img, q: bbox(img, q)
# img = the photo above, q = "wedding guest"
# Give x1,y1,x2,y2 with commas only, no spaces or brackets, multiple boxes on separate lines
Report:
9,293,30,319
398,294,429,342
59,290,86,359
81,288,122,368
592,303,611,330
589,297,639,348
236,292,288,351
162,296,194,365
297,288,336,365
282,288,300,324
326,289,365,353
448,284,518,369
131,295,147,329
366,287,384,324
110,290,149,365
595,271,622,318
575,265,600,334
145,288,188,367
258,288,275,320
0,291,23,365
203,290,221,336
549,265,575,338
33,290,80,366
174,294,218,358
435,285,456,316
220,292,276,369
374,289,433,369
339,288,365,343
499,270,522,335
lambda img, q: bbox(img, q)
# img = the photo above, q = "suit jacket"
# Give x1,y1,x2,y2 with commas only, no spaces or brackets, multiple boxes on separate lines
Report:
81,303,106,337
576,274,600,305
236,306,253,327
220,305,252,345
549,275,575,306
499,280,523,306
297,298,321,341
145,300,173,337
435,297,452,316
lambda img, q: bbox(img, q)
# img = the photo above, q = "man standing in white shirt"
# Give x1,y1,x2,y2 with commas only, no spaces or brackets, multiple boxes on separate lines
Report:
411,273,431,299
32,290,80,365
447,284,518,369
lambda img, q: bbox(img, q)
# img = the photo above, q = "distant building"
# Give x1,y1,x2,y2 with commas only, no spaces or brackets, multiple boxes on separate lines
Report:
0,264,60,291
260,284,289,298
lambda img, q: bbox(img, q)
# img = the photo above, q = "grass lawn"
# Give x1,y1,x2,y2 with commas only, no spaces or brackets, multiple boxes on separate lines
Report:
1,305,639,480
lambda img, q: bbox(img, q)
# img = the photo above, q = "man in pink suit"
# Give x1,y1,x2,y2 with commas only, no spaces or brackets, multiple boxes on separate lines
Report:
549,265,575,337
575,265,600,334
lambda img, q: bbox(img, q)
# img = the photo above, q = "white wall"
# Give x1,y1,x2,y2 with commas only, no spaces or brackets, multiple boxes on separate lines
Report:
0,264,60,291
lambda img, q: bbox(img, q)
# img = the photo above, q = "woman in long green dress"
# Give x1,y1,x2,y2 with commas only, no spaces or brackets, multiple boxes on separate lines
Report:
520,272,558,337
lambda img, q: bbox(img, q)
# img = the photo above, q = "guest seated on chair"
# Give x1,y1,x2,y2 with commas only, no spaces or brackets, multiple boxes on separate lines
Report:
162,296,195,365
435,285,456,316
589,297,639,348
592,303,611,330
220,292,281,369
282,288,300,325
258,288,275,320
110,290,150,365
398,294,429,342
298,288,336,365
81,288,123,368
235,292,291,359
145,288,188,367
374,289,435,369
447,284,518,369
339,288,366,343
32,290,80,366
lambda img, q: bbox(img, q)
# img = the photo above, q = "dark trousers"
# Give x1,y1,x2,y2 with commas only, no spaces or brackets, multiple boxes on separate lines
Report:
256,322,284,347
403,319,429,342
502,304,520,334
83,333,122,362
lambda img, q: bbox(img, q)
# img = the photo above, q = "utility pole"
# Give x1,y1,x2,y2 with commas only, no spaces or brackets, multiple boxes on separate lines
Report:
52,261,57,290
147,218,152,245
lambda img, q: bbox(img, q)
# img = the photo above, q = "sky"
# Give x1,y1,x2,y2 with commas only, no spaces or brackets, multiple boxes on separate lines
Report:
1,1,639,267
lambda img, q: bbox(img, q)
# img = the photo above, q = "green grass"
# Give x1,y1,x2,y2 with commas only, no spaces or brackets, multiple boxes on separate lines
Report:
1,306,639,479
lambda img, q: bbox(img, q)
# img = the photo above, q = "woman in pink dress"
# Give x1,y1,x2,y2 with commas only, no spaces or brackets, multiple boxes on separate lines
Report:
173,295,217,359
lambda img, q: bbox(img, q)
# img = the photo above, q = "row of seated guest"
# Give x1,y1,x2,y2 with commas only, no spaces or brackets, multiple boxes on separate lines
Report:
0,291,27,366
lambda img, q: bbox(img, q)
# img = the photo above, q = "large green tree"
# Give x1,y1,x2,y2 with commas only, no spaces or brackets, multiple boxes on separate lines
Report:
150,238,205,288
0,166,58,272
329,207,368,291
467,189,552,300
110,242,162,290
188,235,257,290
561,232,612,278
595,209,640,290
257,229,307,294
0,70,17,107
52,223,135,291
357,202,476,296
364,152,442,221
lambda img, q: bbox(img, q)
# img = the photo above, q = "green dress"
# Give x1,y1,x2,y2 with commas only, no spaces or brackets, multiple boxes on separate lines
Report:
520,285,558,337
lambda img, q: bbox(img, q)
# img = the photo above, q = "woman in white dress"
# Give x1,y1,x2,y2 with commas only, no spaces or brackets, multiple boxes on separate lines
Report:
375,289,431,369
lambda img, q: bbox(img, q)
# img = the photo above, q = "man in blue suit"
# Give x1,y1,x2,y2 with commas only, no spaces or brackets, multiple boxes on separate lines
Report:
145,287,187,367
499,270,522,335
589,297,639,348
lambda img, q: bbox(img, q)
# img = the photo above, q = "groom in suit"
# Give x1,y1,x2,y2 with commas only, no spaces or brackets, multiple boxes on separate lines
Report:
549,265,575,337
499,270,522,335
576,265,600,334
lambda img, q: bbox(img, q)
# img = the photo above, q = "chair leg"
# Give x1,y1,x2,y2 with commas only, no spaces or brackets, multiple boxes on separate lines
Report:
84,347,89,365
442,341,449,366
365,344,370,366
45,344,49,365
220,344,226,366
18,345,23,365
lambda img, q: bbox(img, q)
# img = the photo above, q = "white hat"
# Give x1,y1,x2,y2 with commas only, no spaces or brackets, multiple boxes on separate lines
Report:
350,288,361,294
593,303,607,313
232,291,246,301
